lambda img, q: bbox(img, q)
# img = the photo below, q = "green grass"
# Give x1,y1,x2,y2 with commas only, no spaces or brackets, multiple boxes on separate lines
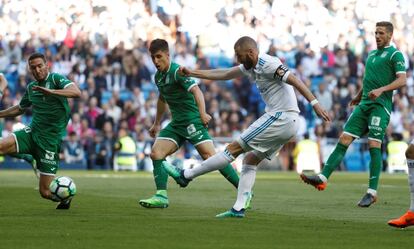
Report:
0,170,413,249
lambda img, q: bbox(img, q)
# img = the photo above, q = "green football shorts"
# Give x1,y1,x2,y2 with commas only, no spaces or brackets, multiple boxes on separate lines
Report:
343,103,390,142
157,120,212,148
13,127,60,175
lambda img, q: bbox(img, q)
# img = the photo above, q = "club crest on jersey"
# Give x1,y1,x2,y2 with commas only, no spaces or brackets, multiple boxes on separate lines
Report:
371,116,381,126
45,82,51,89
45,150,55,160
381,51,388,58
187,124,196,135
397,61,405,67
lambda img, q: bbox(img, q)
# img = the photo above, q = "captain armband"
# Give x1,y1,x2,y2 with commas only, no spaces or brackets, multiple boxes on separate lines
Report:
273,65,289,81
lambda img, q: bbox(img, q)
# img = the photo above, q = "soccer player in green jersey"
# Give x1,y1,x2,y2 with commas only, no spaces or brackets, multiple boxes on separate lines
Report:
139,39,240,208
0,53,81,209
301,21,407,207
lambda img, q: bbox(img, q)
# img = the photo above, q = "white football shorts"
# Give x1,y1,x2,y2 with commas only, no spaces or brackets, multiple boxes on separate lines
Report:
237,111,299,160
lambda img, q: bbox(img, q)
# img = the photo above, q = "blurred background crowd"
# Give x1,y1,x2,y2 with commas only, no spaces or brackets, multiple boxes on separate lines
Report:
0,0,413,172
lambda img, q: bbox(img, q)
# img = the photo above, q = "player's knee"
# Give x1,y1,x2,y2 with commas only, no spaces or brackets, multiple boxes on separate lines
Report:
0,142,6,154
339,134,354,146
199,151,215,160
150,149,163,160
406,145,414,159
226,142,244,158
243,153,261,165
367,139,381,148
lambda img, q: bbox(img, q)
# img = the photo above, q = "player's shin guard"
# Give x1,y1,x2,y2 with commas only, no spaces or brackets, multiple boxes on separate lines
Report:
233,165,257,211
407,159,414,212
152,159,168,190
368,147,382,191
321,143,348,179
219,164,240,189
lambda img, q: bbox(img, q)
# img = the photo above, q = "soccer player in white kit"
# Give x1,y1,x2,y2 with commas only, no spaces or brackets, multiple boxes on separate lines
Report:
163,36,331,218
388,142,414,228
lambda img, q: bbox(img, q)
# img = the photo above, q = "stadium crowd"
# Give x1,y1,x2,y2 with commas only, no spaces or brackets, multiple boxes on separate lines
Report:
0,0,413,170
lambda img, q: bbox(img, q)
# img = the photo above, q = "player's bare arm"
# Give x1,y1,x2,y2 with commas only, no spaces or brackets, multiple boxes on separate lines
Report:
0,73,7,94
149,96,168,138
285,73,331,122
0,105,25,118
190,85,211,127
368,73,406,100
180,66,243,81
32,84,81,98
349,88,363,106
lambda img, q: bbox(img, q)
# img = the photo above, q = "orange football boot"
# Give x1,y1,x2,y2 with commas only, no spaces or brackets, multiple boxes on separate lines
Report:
388,210,414,228
300,174,327,191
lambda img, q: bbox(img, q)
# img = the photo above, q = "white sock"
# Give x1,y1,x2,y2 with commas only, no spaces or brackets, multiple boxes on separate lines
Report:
367,188,377,196
407,159,414,212
184,150,234,179
317,174,328,183
233,164,257,211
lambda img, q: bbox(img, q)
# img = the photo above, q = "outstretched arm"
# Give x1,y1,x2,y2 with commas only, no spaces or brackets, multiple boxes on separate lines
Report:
0,73,7,97
0,105,25,118
181,66,244,81
32,84,81,98
285,74,331,122
0,74,25,118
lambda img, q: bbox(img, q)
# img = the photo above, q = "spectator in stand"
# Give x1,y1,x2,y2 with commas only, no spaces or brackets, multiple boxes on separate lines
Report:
63,131,86,165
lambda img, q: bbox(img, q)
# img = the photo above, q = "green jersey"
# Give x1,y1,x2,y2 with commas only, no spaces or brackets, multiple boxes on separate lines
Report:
154,62,200,123
360,46,406,113
19,73,73,149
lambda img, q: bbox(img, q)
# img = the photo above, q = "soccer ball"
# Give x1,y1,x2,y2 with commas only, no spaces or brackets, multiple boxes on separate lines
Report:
49,176,76,202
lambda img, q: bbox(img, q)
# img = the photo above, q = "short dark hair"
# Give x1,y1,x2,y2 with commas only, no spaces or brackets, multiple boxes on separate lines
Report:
28,52,47,63
149,39,169,54
376,21,393,34
234,36,258,50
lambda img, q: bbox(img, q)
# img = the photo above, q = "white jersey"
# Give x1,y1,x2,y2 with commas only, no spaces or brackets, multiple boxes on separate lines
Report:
239,53,300,114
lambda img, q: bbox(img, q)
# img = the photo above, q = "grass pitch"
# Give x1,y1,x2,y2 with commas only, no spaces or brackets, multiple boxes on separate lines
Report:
0,170,413,249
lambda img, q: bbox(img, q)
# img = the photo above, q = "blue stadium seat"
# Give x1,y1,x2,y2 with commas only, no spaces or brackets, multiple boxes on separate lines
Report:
344,152,363,171
119,90,132,101
101,90,112,104
310,76,324,91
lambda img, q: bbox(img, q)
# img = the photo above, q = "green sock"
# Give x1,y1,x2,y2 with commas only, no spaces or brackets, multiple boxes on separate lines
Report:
219,164,240,189
368,147,382,190
321,143,348,179
152,159,168,191
11,154,34,164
